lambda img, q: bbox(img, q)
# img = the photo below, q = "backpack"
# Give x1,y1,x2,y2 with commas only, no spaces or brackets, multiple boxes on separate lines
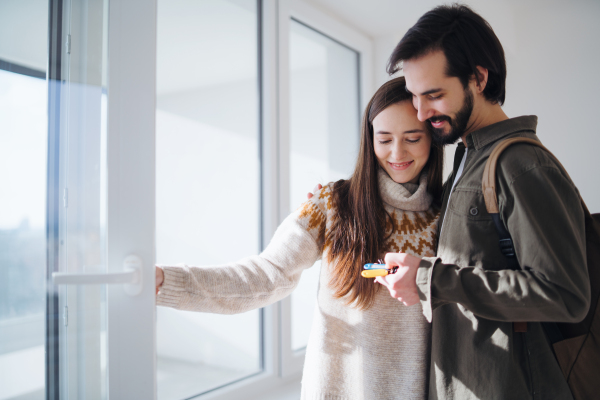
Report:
482,137,600,400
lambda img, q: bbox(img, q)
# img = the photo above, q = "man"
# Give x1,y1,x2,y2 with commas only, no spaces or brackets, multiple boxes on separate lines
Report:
375,4,590,400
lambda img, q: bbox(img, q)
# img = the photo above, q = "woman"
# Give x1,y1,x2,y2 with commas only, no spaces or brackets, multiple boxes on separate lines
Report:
156,76,443,399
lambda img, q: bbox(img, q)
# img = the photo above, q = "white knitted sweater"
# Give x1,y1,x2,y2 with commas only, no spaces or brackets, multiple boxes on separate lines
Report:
157,170,439,400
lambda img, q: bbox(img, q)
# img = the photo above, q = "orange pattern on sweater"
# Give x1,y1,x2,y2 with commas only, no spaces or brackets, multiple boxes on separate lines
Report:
297,185,438,259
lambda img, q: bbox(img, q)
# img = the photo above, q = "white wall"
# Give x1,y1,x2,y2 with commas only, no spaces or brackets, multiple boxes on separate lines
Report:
373,0,600,213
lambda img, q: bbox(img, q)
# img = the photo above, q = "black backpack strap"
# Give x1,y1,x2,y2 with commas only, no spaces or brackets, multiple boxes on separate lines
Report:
490,213,519,270
490,211,564,337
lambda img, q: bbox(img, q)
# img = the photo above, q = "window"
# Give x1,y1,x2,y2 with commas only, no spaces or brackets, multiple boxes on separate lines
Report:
0,1,49,398
288,19,360,352
155,0,262,398
0,67,47,400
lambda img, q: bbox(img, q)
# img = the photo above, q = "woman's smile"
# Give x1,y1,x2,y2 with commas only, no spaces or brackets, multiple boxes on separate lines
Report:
373,101,432,184
388,160,414,170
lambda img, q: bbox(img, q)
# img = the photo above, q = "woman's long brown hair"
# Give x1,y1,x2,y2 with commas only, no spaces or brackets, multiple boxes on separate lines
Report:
326,76,443,310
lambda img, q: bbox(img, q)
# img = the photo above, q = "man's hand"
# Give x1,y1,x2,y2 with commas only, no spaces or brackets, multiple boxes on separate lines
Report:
307,184,322,200
156,266,164,295
375,252,422,306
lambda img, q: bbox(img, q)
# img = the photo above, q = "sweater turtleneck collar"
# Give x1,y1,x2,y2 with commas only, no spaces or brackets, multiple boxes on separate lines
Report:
377,167,433,212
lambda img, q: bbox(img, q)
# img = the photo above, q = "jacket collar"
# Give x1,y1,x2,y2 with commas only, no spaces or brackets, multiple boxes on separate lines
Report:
464,115,538,151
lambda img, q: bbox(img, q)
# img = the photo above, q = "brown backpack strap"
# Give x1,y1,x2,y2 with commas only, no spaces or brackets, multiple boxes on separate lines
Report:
483,137,556,334
513,322,528,333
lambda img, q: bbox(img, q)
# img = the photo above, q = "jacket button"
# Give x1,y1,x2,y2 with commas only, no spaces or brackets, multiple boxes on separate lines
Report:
470,207,478,216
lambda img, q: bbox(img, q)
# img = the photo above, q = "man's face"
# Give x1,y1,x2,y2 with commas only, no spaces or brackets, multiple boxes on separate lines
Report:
403,50,474,145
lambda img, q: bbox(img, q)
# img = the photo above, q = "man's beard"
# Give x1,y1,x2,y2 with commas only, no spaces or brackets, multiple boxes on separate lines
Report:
427,88,474,145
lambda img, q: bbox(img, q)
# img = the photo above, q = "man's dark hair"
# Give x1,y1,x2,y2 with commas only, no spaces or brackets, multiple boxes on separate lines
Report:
387,4,506,105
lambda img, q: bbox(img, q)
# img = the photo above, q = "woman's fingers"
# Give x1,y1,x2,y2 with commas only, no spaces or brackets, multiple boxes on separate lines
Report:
155,266,164,295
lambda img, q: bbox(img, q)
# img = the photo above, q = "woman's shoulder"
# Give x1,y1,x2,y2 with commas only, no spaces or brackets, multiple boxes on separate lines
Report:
296,183,334,219
285,183,336,250
292,180,346,236
297,178,350,214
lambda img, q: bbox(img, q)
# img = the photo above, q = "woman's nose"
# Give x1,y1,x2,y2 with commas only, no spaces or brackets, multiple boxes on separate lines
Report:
391,143,406,160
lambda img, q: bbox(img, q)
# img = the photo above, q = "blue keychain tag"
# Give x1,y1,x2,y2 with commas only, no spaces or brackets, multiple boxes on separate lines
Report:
363,263,387,270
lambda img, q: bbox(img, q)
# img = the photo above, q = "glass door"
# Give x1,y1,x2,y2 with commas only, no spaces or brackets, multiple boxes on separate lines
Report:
46,0,156,398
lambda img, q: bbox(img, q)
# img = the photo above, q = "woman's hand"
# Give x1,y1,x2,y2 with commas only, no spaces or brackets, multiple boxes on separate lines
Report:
156,266,164,295
307,183,322,199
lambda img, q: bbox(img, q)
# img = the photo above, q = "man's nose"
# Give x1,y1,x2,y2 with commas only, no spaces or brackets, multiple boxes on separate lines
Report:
415,97,434,122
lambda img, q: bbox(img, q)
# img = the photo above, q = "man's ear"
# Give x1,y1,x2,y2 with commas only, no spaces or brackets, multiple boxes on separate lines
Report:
472,66,489,94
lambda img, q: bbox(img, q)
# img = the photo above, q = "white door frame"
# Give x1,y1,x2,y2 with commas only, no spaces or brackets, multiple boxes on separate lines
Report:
105,0,157,398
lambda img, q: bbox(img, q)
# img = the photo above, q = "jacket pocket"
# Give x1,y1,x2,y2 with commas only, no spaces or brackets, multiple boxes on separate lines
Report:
448,188,492,221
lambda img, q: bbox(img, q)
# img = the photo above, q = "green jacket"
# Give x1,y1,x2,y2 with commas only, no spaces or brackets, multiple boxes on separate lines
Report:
416,116,590,400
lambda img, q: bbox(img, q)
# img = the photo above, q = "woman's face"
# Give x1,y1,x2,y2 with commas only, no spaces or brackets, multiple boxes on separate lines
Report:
372,101,432,184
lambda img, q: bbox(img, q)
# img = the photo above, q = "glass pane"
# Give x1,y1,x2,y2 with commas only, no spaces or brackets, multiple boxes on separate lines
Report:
47,0,110,398
0,1,48,399
289,20,360,351
155,1,261,398
0,0,48,71
0,70,47,400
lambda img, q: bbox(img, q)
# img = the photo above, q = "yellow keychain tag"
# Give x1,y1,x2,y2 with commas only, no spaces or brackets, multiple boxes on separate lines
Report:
361,269,390,278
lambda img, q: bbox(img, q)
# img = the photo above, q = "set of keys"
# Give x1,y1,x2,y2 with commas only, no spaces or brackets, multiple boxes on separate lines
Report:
361,260,398,278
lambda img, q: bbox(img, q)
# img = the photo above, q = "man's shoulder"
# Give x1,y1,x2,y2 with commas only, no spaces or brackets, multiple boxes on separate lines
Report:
487,134,580,211
490,134,566,183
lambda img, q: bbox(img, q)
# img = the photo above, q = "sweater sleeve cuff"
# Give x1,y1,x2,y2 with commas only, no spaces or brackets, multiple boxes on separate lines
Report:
416,256,439,322
156,266,187,308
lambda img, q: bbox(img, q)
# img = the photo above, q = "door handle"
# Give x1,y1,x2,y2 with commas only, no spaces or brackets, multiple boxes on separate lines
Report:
52,255,143,296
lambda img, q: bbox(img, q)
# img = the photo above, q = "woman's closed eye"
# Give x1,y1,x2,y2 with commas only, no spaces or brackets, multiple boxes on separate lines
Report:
378,140,392,145
406,138,421,144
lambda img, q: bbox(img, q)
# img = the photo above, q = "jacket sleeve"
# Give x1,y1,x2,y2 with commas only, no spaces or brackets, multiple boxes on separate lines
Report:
156,186,331,314
416,164,590,323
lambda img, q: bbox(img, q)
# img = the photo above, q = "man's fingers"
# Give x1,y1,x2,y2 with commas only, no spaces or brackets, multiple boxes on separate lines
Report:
384,252,422,270
397,294,419,306
374,276,388,287
401,299,419,307
306,184,323,200
384,252,407,267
